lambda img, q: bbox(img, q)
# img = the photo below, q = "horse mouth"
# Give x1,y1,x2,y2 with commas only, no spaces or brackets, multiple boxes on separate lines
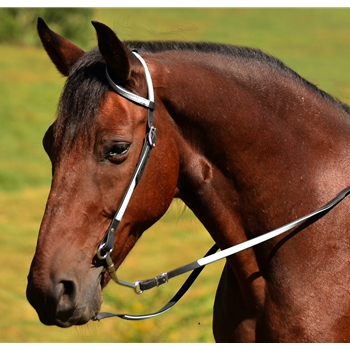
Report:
50,306,101,328
32,287,103,328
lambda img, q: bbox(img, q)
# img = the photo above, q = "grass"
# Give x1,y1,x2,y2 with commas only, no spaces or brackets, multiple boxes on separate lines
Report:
1,8,350,343
0,44,61,191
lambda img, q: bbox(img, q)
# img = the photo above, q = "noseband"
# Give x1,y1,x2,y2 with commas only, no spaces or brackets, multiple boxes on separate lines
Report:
95,50,350,321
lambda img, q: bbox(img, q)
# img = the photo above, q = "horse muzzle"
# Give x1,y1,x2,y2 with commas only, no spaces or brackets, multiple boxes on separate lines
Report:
26,265,104,327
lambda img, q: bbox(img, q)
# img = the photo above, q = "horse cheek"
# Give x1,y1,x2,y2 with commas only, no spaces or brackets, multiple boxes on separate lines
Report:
135,141,179,229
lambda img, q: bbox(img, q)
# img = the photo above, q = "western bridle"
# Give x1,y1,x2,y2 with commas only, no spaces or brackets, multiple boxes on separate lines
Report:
94,50,350,321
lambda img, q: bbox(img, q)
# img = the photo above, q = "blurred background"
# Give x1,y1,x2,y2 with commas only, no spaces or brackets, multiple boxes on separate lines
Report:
1,8,350,343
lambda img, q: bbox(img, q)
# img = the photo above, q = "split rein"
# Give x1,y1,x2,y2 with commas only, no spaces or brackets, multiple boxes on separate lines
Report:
94,51,350,321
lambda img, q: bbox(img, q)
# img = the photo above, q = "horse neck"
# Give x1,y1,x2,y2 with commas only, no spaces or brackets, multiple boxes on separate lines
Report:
151,51,350,308
152,52,350,226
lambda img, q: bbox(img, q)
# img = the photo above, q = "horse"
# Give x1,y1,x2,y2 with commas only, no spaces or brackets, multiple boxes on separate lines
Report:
26,17,350,342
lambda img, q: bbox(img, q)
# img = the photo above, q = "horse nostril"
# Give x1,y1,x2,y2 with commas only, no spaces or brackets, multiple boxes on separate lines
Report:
62,280,75,297
56,280,77,314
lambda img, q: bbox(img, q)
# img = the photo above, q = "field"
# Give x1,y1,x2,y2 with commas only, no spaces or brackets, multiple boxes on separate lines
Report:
1,8,350,343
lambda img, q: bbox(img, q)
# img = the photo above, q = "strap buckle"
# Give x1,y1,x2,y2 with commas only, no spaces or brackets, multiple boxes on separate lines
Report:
147,126,157,148
155,272,169,287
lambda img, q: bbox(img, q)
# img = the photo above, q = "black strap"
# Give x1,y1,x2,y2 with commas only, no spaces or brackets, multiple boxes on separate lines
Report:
94,185,350,321
97,51,156,259
139,260,203,292
93,243,219,321
97,127,157,258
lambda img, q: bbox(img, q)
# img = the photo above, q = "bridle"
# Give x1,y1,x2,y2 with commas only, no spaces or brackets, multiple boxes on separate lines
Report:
96,50,156,294
94,50,350,321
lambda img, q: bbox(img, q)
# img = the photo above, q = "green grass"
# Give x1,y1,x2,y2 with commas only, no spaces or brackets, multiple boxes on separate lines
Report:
1,8,350,343
0,44,61,191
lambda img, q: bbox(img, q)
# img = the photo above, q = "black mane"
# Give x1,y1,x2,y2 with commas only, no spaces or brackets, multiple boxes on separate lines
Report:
54,48,109,149
54,41,350,149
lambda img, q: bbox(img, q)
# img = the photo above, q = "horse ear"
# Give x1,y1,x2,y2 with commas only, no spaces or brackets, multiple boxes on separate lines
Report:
37,17,85,76
91,21,135,85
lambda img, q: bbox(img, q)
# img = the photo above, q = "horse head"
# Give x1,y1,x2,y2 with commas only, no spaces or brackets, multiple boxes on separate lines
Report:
26,18,179,327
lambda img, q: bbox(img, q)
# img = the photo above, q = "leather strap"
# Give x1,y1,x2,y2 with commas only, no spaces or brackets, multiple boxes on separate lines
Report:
97,50,156,259
105,66,156,111
95,185,350,321
93,243,219,321
97,128,156,258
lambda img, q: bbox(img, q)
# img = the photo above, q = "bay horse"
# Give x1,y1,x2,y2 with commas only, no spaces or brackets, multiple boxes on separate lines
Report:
27,17,350,342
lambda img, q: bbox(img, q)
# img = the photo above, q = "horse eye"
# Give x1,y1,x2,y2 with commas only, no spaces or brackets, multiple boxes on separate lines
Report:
106,142,130,162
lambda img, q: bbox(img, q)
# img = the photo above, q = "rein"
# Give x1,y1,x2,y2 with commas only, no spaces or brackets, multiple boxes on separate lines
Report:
94,51,350,321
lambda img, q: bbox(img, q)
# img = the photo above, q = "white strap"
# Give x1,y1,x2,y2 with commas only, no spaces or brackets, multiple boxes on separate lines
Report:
105,52,155,110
